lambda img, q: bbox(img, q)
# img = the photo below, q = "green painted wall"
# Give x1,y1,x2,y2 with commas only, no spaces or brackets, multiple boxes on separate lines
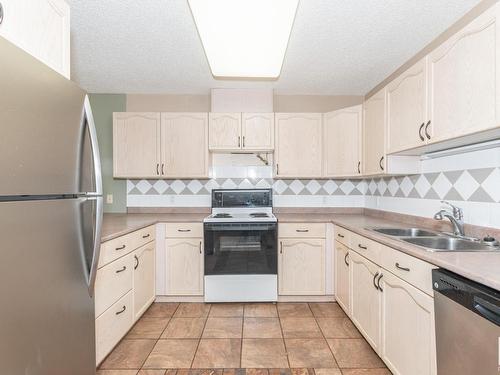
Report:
89,94,127,213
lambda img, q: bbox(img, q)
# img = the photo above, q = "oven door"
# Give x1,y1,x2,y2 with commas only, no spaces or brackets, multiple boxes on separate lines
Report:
204,222,277,275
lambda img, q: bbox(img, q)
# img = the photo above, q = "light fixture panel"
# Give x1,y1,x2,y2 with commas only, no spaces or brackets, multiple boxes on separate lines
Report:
188,0,299,79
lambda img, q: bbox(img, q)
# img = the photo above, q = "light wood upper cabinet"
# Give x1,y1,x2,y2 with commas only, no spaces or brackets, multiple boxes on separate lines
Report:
209,113,242,150
386,59,428,153
278,238,326,295
363,89,386,175
161,113,209,178
166,238,204,296
334,241,350,313
113,113,161,178
0,0,70,78
428,5,500,144
350,251,381,351
275,113,323,178
323,105,362,177
380,271,436,375
241,113,274,151
133,242,156,320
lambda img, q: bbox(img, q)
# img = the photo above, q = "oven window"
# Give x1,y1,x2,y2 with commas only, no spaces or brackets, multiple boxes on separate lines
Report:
204,222,277,275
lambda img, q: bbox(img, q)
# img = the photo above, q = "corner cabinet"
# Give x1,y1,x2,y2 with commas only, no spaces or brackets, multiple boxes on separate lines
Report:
0,0,70,78
323,105,363,177
274,113,323,178
334,240,350,313
113,112,209,179
363,89,386,175
427,4,500,144
133,242,156,320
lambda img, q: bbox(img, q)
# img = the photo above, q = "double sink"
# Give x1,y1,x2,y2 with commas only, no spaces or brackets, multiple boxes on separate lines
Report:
369,227,499,252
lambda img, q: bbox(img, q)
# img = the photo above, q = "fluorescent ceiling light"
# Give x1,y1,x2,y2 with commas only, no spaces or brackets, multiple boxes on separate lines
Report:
188,0,299,79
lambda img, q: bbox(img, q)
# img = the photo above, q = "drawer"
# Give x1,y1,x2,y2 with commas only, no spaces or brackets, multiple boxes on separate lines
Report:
99,225,155,268
350,232,382,264
334,226,351,247
95,290,134,365
279,223,326,238
94,252,134,317
380,245,436,295
165,222,203,238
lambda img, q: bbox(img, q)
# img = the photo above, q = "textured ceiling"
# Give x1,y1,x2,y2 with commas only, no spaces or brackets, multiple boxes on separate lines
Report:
67,0,481,95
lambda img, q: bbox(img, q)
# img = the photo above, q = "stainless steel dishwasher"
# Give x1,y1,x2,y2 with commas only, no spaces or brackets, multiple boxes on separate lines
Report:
432,269,500,375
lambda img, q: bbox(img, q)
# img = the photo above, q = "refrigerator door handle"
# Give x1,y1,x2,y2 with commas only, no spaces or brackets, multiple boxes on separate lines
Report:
87,195,103,297
82,95,103,196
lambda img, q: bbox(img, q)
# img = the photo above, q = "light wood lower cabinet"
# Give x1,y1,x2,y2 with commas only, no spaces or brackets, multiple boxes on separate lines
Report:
165,236,204,296
350,250,381,351
334,241,350,313
363,89,386,175
380,271,436,375
278,238,326,295
133,242,156,320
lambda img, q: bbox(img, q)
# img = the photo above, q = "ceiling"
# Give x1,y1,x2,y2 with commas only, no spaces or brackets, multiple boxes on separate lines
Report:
67,0,481,95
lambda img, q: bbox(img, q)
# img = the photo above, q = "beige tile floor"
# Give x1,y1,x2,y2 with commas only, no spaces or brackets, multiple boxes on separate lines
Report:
98,302,391,375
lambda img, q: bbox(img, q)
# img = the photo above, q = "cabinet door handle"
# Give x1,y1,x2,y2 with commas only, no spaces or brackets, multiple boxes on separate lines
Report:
379,156,384,171
337,233,345,238
418,122,425,141
199,241,202,254
280,241,283,254
357,161,361,174
358,244,367,250
115,306,126,315
377,273,384,292
161,163,165,175
115,266,126,273
296,229,309,233
395,262,410,272
373,272,379,290
238,136,241,148
242,136,245,147
134,255,139,270
142,233,150,238
156,163,160,175
344,253,349,266
115,245,126,251
276,163,279,175
178,229,191,232
0,3,4,25
425,120,431,140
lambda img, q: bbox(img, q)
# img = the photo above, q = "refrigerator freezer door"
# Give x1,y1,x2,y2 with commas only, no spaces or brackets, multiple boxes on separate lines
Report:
0,198,97,375
0,37,88,196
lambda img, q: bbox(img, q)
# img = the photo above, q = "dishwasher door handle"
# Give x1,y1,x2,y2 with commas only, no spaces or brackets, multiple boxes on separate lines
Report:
473,296,500,326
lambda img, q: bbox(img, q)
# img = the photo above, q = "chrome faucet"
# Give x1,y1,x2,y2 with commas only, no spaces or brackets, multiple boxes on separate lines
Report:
434,201,465,237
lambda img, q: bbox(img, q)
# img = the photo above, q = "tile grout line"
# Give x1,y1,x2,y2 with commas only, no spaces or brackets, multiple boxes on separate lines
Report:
277,304,292,369
309,302,341,370
189,303,212,369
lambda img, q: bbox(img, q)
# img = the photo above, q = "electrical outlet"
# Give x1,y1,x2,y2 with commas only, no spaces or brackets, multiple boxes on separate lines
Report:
106,194,113,204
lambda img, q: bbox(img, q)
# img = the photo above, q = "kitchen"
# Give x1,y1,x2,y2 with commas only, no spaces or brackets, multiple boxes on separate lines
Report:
1,0,500,374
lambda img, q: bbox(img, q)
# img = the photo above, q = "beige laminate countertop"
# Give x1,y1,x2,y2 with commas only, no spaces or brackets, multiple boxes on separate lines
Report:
102,212,500,291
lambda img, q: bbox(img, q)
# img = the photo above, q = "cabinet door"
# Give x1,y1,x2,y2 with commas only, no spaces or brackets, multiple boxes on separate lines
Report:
380,272,436,375
113,112,161,178
363,89,386,175
386,59,428,153
323,106,362,177
334,241,350,313
279,238,325,295
209,113,242,150
0,0,70,78
350,251,381,351
428,5,500,143
161,113,209,178
166,238,203,296
241,113,274,151
275,113,323,178
133,242,156,320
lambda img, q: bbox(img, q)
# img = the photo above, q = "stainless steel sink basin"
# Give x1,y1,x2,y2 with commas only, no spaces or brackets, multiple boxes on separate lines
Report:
372,227,439,237
402,237,498,252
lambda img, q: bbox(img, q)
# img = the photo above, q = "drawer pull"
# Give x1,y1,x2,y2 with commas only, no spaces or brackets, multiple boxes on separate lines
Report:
142,233,150,238
178,229,191,232
115,245,126,251
134,255,139,270
395,262,410,272
344,253,349,266
337,233,345,238
115,306,126,315
115,266,126,273
358,244,367,250
296,229,309,233
373,272,379,290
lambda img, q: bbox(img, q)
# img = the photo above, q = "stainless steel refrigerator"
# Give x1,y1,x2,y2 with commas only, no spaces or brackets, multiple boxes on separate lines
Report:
0,37,102,374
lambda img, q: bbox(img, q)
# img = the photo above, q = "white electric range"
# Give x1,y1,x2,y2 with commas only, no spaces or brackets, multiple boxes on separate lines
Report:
203,189,278,302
